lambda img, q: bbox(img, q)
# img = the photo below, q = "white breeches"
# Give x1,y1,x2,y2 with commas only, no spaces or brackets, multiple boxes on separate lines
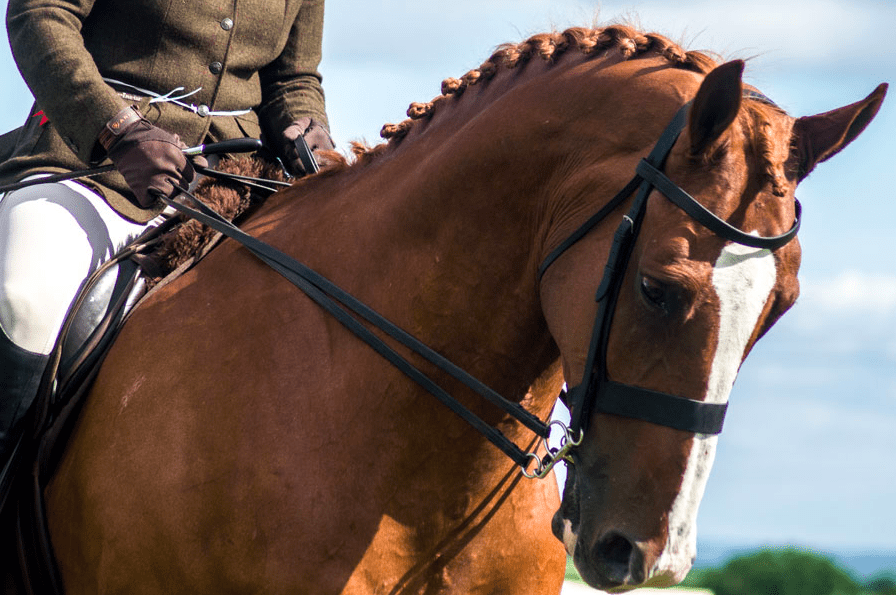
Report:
0,180,153,355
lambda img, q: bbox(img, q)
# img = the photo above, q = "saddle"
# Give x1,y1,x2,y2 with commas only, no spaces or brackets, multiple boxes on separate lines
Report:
0,156,286,594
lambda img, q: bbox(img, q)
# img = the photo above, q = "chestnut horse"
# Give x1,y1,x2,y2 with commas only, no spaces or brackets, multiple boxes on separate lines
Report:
41,26,885,594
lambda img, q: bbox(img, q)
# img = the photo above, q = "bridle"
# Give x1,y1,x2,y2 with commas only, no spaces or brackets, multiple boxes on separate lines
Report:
156,97,800,479
537,98,801,447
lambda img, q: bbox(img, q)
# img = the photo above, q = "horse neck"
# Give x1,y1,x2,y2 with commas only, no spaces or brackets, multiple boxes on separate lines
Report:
251,52,689,432
253,129,561,418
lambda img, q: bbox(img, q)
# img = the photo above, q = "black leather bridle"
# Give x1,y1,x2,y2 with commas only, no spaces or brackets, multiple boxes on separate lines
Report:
538,100,801,441
158,98,800,478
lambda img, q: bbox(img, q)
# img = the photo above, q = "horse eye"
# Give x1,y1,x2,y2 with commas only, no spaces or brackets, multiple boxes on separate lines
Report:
640,276,667,311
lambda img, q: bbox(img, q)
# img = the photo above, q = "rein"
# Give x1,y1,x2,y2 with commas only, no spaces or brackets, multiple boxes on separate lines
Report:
156,191,557,472
0,138,282,194
77,98,798,479
156,98,800,478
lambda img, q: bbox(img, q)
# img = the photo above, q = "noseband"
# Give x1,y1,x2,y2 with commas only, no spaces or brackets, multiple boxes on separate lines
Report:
538,99,801,441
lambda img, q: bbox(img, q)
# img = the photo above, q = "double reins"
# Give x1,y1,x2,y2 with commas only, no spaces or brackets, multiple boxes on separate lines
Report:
0,138,283,195
156,190,557,471
2,139,556,469
158,98,799,479
16,98,800,479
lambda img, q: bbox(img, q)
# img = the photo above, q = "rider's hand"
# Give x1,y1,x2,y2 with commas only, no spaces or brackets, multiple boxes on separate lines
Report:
99,106,198,208
280,117,334,176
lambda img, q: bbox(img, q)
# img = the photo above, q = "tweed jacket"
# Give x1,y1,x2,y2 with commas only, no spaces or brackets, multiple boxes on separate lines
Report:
0,0,328,222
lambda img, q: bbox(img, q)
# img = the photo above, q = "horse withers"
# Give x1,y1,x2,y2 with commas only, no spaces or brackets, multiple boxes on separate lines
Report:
35,26,886,594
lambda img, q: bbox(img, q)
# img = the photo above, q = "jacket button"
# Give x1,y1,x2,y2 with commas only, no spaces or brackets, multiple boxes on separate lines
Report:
197,105,210,117
209,61,223,75
221,17,234,30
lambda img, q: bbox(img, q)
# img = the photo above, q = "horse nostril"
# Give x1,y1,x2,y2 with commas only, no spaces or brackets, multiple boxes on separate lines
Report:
592,531,646,585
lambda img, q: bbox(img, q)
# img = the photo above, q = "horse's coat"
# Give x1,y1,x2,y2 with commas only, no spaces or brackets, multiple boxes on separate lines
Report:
29,24,886,595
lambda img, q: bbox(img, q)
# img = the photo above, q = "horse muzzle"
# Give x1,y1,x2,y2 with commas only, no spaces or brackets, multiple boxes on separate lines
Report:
556,521,687,592
551,463,690,592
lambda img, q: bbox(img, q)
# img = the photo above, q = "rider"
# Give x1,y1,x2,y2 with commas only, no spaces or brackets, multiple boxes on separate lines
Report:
0,0,334,471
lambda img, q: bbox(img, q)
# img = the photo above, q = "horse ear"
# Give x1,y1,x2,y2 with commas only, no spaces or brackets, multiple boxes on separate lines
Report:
791,83,888,181
688,60,745,155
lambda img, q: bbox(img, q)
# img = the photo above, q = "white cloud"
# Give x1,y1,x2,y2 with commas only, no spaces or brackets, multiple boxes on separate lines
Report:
610,0,889,61
800,271,896,316
323,0,896,71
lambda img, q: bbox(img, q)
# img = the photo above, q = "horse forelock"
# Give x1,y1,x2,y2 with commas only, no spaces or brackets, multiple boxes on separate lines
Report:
741,99,793,198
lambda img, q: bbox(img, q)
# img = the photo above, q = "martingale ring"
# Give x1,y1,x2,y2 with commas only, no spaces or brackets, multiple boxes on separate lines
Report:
521,420,584,479
544,419,583,454
522,452,547,479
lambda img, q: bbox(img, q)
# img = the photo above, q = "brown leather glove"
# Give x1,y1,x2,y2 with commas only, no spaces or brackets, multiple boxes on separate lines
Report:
99,106,196,208
281,117,335,176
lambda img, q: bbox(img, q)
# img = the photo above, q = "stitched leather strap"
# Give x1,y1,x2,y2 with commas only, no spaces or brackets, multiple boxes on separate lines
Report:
595,381,727,434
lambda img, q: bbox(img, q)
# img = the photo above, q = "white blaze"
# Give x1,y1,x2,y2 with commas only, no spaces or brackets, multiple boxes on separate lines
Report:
651,240,776,583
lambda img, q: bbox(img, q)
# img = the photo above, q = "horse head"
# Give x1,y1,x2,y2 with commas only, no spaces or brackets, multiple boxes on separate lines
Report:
536,51,886,591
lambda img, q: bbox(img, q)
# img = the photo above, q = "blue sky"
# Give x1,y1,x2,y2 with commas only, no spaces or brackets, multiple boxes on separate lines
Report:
2,0,893,555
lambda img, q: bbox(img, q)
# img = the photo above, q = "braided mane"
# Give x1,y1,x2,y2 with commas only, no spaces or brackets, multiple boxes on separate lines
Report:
337,25,717,167
327,23,786,195
386,26,714,139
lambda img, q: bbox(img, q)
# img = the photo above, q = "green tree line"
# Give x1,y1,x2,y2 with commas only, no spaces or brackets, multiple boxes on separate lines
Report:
679,547,896,595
